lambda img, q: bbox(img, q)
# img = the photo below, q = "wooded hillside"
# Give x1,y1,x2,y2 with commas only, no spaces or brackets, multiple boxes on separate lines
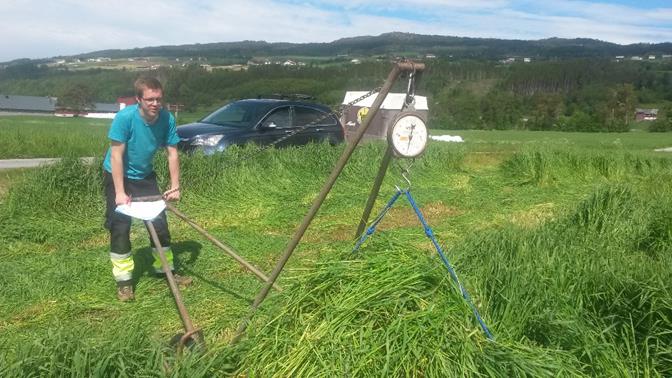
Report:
2,56,672,132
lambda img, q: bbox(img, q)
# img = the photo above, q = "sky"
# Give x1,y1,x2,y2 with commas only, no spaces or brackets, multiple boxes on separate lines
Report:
1,0,672,62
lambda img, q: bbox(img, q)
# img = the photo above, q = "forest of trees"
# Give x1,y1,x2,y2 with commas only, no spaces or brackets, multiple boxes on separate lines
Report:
1,57,672,132
59,33,672,62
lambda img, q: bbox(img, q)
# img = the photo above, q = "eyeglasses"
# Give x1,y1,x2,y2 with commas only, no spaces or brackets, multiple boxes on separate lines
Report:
141,97,163,104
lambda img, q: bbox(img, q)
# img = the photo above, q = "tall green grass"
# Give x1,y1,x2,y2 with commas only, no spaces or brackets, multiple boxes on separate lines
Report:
0,116,108,159
464,184,672,376
501,148,672,186
1,139,672,376
0,326,240,377
453,130,672,156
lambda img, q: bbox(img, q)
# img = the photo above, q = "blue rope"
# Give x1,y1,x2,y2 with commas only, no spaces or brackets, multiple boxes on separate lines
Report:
351,187,494,340
404,189,493,340
352,188,404,254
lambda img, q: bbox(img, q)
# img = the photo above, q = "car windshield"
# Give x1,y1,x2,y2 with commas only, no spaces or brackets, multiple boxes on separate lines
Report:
200,101,270,128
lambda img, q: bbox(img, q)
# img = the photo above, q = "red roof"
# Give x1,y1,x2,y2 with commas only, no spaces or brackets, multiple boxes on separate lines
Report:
116,96,137,106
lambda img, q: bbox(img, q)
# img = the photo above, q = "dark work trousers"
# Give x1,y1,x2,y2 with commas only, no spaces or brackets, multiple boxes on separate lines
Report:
103,171,171,254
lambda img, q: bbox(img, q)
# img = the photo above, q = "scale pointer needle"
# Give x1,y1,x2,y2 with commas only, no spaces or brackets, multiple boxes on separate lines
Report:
406,123,416,153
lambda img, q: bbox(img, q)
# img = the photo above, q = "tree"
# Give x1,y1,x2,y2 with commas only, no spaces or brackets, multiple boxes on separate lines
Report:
56,83,95,114
612,84,635,126
649,103,672,132
437,88,482,129
557,110,600,132
480,90,522,129
528,93,564,130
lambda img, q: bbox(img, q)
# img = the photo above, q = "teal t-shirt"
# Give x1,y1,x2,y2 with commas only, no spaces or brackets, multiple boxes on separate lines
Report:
103,104,179,180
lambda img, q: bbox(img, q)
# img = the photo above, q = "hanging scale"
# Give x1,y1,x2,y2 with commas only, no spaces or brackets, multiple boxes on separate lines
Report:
387,68,428,159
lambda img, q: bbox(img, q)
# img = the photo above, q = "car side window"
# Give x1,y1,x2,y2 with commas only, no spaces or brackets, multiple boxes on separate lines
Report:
293,106,337,127
262,107,291,128
210,106,245,124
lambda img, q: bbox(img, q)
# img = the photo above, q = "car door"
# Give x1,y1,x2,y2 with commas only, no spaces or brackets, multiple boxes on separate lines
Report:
255,106,294,147
292,106,342,145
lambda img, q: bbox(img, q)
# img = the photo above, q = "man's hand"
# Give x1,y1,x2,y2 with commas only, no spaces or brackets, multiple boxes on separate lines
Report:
165,145,180,202
163,187,180,201
110,141,129,206
115,192,131,205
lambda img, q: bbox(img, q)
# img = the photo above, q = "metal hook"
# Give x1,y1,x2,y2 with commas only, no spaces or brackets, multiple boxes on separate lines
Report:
405,64,416,109
396,160,414,189
401,169,412,189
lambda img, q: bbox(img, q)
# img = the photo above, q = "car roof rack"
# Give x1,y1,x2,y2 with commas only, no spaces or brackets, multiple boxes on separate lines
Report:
257,93,315,101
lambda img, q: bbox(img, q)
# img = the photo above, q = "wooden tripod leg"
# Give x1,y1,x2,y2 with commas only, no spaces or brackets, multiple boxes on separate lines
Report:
145,220,205,350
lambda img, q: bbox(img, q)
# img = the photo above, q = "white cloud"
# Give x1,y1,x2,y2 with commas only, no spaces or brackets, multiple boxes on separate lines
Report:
0,0,671,62
300,0,510,10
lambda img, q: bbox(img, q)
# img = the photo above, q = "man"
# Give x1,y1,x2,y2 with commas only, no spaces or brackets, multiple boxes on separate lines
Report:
103,76,190,302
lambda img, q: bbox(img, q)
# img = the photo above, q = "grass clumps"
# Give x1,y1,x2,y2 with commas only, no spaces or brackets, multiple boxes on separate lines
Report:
239,246,581,377
0,326,239,377
0,156,103,244
1,131,672,376
454,184,672,376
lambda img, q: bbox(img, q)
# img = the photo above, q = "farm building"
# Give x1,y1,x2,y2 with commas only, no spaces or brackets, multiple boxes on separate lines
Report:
635,108,658,121
3,93,180,119
0,94,57,115
54,101,122,119
116,96,137,108
0,93,123,118
341,91,428,142
83,102,124,119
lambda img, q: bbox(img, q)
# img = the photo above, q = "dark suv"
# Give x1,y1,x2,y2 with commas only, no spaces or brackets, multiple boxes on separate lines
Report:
176,99,344,154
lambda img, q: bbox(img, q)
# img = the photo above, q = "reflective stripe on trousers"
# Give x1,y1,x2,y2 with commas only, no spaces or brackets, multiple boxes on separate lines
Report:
110,252,134,282
152,247,174,274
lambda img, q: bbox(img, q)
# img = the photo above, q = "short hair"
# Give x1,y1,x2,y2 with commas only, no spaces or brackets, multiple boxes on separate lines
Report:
134,77,163,98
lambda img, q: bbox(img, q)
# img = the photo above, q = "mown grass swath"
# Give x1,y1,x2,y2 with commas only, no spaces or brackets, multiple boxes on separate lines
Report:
1,134,672,376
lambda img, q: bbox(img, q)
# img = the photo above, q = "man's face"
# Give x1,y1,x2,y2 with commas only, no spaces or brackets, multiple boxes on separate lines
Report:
137,87,163,121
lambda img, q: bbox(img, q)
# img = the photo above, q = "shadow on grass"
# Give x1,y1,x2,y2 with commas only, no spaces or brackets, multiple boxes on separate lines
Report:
132,240,203,284
134,240,252,303
179,266,253,304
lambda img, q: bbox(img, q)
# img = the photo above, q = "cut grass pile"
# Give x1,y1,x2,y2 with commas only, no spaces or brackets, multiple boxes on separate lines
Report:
240,249,582,377
238,184,672,377
1,137,672,376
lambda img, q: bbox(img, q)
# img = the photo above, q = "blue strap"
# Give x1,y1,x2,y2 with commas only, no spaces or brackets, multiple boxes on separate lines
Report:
352,188,404,254
404,189,494,340
350,187,494,340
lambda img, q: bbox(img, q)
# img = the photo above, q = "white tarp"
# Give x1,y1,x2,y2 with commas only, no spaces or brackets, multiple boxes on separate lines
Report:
342,92,428,110
83,112,116,119
430,135,464,143
115,200,166,221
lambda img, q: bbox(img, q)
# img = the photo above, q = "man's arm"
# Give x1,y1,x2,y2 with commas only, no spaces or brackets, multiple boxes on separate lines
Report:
110,141,131,205
164,145,181,201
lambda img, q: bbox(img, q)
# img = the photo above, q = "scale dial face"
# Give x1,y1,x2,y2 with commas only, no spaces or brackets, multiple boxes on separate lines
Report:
388,112,428,158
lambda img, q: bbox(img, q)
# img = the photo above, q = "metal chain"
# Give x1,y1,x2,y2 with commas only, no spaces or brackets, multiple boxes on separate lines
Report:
395,65,420,187
395,159,415,189
403,66,417,111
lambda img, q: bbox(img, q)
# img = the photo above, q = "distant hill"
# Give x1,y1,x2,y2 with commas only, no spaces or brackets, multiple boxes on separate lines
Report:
61,32,672,61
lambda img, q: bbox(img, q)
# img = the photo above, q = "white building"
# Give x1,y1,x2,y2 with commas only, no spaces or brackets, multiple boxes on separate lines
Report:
340,91,429,142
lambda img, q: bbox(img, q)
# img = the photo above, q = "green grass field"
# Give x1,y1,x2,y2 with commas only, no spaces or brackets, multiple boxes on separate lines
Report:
1,115,670,159
1,116,672,376
0,116,109,159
